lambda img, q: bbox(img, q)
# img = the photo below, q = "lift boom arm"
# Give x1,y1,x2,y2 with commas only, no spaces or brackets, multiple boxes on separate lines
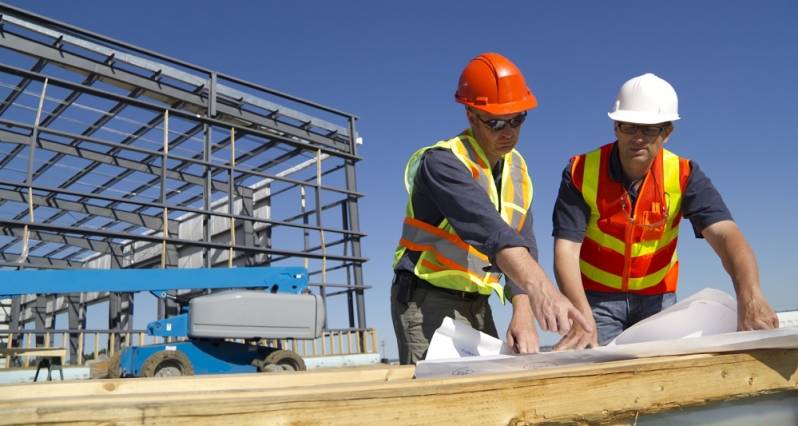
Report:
0,266,307,297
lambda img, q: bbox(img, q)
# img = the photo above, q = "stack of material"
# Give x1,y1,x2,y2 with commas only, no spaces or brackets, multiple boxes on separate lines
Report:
0,349,795,425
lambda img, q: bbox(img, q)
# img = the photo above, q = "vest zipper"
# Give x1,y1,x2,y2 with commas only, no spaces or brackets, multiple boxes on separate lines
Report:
622,210,633,292
622,171,650,291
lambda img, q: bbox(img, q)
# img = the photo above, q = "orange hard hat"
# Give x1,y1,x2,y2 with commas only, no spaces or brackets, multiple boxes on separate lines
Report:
454,53,538,115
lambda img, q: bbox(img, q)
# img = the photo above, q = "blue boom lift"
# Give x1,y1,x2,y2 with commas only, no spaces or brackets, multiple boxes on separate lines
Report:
0,266,324,377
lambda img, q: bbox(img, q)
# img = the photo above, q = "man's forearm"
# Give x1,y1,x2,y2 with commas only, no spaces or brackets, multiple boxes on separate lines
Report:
553,239,590,313
703,221,761,298
495,246,549,293
551,238,598,350
496,245,589,334
726,239,761,300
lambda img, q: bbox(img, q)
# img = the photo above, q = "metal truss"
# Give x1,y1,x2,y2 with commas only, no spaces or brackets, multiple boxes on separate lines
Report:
0,3,368,357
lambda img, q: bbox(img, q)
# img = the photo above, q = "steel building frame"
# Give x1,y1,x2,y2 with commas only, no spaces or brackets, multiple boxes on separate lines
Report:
0,3,368,361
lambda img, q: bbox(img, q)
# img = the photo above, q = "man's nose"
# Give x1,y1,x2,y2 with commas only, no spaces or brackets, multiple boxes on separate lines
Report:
499,126,516,137
632,128,648,140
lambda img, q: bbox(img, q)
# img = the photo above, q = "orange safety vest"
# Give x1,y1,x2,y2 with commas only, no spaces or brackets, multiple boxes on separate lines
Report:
393,130,533,303
571,143,690,294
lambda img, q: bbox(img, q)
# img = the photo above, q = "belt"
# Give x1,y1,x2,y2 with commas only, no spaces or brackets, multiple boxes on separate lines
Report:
396,271,488,301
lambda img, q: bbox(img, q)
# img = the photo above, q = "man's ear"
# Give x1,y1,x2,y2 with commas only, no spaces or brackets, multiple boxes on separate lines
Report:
662,124,674,144
465,107,475,127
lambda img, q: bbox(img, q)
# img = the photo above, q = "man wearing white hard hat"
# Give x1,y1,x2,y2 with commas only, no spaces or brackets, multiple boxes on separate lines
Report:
550,73,779,349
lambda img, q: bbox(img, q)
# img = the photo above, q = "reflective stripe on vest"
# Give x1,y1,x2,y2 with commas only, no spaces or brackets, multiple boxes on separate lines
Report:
575,143,689,294
393,130,533,302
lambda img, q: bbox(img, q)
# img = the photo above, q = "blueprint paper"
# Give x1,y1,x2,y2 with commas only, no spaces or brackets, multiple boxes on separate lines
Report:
424,317,512,360
416,288,798,379
415,327,798,378
779,310,798,328
608,288,737,345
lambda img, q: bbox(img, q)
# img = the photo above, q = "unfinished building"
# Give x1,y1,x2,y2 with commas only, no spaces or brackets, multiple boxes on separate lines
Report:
0,4,369,364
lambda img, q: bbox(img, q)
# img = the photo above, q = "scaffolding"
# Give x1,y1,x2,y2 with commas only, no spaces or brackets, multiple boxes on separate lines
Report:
0,4,368,362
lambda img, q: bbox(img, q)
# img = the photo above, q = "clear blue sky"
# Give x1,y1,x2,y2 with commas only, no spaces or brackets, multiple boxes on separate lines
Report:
5,0,797,360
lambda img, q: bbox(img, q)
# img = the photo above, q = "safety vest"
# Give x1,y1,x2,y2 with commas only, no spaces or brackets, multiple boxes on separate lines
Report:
571,143,690,294
393,130,533,303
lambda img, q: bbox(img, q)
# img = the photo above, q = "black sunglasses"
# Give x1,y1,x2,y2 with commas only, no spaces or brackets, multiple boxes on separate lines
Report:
475,111,527,132
616,122,670,137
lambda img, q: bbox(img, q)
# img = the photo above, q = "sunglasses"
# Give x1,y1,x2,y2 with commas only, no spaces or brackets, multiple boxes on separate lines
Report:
475,111,527,132
616,122,669,137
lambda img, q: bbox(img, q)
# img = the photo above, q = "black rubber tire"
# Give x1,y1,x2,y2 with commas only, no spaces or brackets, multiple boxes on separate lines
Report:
107,352,122,379
140,350,194,377
257,349,306,372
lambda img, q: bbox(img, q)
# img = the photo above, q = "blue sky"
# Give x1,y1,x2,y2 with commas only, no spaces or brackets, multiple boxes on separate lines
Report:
5,1,797,359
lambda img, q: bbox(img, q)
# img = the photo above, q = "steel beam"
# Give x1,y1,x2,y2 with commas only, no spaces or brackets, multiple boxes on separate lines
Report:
0,252,84,268
0,31,351,152
0,226,123,257
0,219,367,263
0,187,176,231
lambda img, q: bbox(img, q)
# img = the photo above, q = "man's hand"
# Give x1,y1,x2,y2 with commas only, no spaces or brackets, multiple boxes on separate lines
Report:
494,246,592,336
701,221,779,332
506,294,539,354
737,291,779,331
526,282,592,335
553,310,597,351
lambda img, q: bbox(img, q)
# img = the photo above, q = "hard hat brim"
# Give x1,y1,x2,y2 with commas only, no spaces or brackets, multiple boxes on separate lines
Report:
608,110,680,125
460,96,538,116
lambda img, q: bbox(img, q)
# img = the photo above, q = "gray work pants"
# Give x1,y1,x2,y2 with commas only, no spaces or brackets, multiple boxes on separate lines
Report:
391,272,497,365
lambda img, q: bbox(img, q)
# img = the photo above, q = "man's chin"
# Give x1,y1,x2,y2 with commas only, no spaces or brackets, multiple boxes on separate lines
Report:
497,144,516,154
627,154,654,167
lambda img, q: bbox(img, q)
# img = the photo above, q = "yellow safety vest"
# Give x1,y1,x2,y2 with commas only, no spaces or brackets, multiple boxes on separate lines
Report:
393,130,533,302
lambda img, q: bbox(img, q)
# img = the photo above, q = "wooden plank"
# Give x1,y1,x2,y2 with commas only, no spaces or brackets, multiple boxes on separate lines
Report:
0,349,795,424
93,332,99,361
23,337,32,368
77,334,84,365
0,347,66,358
0,364,414,400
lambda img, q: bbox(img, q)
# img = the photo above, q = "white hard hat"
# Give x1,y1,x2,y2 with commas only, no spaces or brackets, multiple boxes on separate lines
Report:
608,73,680,124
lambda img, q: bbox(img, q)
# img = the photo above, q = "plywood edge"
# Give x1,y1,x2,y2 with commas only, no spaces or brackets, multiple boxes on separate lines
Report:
0,349,794,425
0,363,415,401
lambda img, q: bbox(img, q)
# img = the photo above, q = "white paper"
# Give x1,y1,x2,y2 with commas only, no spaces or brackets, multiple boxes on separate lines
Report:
778,310,798,328
608,288,737,345
415,327,798,378
425,317,511,360
415,288,798,379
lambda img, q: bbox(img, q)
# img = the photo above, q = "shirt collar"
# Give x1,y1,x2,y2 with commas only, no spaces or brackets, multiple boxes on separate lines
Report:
462,128,505,175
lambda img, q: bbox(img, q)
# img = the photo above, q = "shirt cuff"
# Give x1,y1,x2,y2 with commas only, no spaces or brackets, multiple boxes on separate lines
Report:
504,278,526,299
553,229,585,243
484,227,533,256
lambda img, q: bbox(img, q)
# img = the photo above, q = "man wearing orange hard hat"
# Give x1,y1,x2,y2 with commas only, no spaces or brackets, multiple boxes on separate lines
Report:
391,53,589,364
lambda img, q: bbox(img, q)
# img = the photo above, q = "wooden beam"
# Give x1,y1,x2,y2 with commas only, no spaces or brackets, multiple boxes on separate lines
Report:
0,349,795,425
0,347,66,358
0,364,414,400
